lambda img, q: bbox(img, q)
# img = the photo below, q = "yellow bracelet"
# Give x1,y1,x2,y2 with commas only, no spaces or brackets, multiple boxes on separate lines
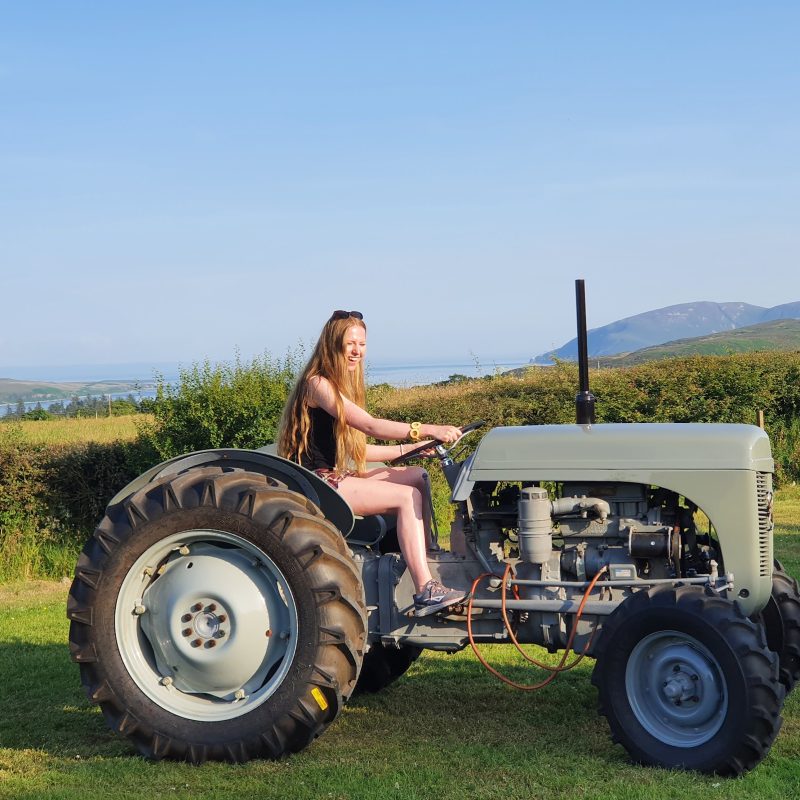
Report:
409,422,422,441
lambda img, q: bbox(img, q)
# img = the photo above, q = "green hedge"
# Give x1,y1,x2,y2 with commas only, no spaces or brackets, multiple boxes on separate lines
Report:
0,429,74,580
1,351,799,580
370,353,800,483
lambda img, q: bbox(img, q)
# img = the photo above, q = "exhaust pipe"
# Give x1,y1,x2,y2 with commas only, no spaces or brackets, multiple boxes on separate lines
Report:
575,279,596,425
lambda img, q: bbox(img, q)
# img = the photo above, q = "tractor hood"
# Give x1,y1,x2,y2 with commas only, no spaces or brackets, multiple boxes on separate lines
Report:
453,423,773,500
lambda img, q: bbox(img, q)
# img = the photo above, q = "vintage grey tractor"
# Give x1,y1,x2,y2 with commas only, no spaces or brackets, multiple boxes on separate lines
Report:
67,284,800,775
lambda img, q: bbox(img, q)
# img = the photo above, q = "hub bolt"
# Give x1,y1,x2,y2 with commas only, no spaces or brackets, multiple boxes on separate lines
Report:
206,603,217,612
182,628,192,637
191,639,202,648
218,614,227,623
191,603,203,612
181,613,192,623
205,640,217,649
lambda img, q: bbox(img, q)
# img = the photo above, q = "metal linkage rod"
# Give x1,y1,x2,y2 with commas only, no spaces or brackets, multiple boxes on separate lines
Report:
510,576,720,590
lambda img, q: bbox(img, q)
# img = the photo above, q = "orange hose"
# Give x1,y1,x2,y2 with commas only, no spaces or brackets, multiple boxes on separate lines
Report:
501,563,599,672
466,565,608,690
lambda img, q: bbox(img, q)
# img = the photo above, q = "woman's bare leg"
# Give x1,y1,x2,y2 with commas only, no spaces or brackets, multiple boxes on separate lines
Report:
358,466,436,548
337,474,432,592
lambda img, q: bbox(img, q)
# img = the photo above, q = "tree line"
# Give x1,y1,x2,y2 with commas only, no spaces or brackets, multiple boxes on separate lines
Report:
2,394,155,421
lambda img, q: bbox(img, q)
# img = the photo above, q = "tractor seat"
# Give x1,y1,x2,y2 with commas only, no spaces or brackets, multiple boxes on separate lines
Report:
259,444,390,546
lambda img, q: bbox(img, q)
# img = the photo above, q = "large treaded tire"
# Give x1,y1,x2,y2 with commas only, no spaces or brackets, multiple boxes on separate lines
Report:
759,561,800,692
591,585,784,776
355,643,422,694
67,467,366,762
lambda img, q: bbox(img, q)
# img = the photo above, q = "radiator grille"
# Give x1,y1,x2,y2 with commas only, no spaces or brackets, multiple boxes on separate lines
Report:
756,472,773,578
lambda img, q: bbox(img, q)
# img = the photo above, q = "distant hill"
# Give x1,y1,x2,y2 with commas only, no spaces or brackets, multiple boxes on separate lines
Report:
0,377,149,404
534,301,800,363
594,319,800,367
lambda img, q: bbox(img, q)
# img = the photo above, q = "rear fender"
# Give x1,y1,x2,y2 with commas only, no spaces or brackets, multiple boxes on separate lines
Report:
109,447,355,536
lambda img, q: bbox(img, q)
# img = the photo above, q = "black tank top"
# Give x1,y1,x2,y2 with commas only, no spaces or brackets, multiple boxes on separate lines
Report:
301,407,337,471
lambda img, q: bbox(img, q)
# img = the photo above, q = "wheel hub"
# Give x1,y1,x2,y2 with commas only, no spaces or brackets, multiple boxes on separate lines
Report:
626,630,727,748
181,600,229,645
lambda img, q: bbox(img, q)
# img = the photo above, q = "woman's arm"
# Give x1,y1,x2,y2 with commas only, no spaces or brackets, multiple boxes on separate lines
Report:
365,441,435,461
308,376,461,443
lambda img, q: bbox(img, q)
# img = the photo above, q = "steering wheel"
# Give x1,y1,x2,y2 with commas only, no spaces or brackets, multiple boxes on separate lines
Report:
389,419,487,466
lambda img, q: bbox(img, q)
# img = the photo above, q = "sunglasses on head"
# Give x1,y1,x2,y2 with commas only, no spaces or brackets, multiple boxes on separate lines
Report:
331,310,363,320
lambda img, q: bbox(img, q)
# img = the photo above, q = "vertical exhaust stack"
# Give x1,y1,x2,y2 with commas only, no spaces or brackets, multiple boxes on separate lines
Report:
575,279,596,425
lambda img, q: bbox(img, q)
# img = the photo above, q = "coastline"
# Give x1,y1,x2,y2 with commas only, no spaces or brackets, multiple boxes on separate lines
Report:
0,358,535,416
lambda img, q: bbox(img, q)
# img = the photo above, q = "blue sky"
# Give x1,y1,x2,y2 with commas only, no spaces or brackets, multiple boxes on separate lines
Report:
2,2,799,376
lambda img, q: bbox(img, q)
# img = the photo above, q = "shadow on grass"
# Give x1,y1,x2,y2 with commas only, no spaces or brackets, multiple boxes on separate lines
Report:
0,636,609,766
0,641,127,757
343,651,609,762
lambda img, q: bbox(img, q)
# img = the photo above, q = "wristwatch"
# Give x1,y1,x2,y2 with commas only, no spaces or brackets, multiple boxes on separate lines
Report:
409,422,422,441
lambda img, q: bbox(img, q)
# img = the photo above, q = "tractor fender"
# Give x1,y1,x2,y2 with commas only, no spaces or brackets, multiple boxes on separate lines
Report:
108,447,355,536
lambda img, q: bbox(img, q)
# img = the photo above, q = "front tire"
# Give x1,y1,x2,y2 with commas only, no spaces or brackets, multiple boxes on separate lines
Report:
67,467,367,762
591,585,784,775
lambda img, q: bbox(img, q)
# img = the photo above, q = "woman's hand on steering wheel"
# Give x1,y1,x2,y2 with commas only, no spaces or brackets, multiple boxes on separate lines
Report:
389,420,487,466
428,424,462,444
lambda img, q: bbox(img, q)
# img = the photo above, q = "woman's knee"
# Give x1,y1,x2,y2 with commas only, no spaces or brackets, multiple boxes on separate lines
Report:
405,465,429,488
395,484,422,514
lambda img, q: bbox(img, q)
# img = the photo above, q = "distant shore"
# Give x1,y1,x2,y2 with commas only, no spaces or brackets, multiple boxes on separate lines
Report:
0,359,535,415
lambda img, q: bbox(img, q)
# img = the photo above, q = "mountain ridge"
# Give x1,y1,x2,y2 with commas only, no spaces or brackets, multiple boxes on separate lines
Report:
593,318,800,367
534,300,800,362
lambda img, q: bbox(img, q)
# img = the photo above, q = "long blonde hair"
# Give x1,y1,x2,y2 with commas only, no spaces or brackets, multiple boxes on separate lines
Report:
278,314,367,473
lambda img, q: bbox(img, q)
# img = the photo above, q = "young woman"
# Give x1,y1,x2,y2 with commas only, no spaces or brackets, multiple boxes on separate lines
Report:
278,310,469,615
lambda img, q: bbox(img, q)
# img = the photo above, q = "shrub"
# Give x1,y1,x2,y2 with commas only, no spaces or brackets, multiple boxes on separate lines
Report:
137,350,302,460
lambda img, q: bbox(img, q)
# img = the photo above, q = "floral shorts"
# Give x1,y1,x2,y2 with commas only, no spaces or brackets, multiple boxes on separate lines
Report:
313,468,356,490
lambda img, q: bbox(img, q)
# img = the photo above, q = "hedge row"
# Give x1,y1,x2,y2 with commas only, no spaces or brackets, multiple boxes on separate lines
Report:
371,352,800,480
1,351,799,579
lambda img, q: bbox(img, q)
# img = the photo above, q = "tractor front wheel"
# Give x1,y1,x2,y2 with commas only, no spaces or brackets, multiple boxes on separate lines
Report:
592,585,784,775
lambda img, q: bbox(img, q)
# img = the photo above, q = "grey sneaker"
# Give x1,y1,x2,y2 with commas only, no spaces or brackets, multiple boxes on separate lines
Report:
413,579,468,617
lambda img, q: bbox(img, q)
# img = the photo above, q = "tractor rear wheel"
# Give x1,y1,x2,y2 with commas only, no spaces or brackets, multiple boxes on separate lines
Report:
67,467,366,762
355,643,422,694
592,585,784,775
759,560,800,692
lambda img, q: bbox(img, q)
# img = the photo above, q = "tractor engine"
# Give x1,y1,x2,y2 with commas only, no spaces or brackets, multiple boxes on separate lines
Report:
462,479,720,653
523,482,715,582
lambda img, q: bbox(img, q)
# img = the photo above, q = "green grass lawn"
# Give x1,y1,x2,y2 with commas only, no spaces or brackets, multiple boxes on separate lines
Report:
2,496,800,799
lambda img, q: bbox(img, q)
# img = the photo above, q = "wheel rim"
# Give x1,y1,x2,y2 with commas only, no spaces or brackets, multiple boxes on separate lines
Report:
625,630,727,748
115,529,298,721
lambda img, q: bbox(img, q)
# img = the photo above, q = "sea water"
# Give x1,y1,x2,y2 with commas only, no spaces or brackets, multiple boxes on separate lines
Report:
0,359,535,416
